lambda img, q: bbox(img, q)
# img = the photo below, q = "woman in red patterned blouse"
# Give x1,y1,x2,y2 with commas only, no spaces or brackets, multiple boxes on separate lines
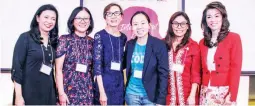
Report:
165,11,201,105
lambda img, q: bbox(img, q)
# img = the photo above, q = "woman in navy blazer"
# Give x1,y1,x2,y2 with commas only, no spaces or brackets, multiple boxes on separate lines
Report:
124,11,169,105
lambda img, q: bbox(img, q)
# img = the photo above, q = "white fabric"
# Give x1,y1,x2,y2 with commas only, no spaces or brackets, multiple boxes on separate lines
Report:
207,47,217,71
207,37,217,87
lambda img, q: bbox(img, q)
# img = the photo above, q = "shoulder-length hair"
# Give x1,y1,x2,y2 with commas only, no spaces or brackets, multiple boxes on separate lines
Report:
29,4,59,49
165,11,192,52
201,1,230,48
67,7,94,35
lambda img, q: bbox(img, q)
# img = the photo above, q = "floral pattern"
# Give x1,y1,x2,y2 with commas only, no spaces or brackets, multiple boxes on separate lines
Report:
56,34,94,105
200,85,236,106
168,47,186,105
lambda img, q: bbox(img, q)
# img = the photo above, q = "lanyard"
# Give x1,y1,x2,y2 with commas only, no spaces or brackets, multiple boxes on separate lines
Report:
40,39,53,67
108,34,121,62
75,35,89,64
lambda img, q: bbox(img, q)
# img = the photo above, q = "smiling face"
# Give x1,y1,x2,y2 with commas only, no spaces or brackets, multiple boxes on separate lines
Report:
206,8,223,32
36,10,56,33
73,9,90,34
105,6,123,27
172,15,188,37
131,13,150,38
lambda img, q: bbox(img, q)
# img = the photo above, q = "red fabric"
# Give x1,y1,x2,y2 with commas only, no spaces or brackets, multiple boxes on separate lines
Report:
199,32,242,102
166,38,201,105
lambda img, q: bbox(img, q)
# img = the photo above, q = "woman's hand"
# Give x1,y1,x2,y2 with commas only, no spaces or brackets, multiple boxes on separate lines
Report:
187,95,196,105
100,92,107,106
59,93,69,106
15,95,25,106
224,94,233,105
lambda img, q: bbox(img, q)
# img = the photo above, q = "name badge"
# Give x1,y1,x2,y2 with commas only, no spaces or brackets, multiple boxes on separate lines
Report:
40,64,52,75
171,63,184,73
134,70,143,79
76,63,87,73
111,62,120,71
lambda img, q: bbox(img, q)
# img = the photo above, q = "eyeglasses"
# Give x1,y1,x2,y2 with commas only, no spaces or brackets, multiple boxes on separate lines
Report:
74,17,90,22
105,11,122,17
172,22,189,28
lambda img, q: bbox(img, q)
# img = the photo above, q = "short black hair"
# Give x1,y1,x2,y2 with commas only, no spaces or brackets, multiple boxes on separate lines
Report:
67,7,94,35
103,3,123,19
130,11,151,25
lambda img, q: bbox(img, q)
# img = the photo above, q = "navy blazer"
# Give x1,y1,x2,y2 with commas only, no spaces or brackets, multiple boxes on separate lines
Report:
124,35,169,105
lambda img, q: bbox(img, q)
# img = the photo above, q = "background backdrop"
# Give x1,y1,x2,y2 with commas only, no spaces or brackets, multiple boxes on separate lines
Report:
0,0,254,105
1,0,254,72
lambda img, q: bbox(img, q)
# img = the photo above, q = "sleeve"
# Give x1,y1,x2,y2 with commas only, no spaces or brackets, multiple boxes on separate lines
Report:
122,42,128,70
11,33,29,84
229,34,243,102
93,33,103,76
156,42,170,105
56,35,67,58
191,43,201,84
122,35,128,69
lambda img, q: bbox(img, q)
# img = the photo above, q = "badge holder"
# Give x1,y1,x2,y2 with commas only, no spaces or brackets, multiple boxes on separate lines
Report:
171,47,189,74
111,61,121,71
75,39,89,73
40,64,52,75
40,44,53,76
134,70,142,79
171,63,184,73
108,34,121,71
76,63,88,73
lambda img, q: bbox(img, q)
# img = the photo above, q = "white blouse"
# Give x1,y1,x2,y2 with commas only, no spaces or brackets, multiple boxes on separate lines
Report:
207,46,217,71
207,37,217,86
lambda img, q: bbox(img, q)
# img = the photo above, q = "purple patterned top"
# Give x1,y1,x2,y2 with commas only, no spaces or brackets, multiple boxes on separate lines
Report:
56,34,93,105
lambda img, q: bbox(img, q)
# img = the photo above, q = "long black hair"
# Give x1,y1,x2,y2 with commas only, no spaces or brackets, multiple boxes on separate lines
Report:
201,1,230,48
29,4,59,49
165,11,192,52
67,7,94,35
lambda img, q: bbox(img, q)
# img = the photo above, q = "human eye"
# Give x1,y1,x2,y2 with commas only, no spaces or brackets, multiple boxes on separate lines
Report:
132,23,138,26
181,22,187,25
106,12,112,16
206,16,211,19
44,16,49,19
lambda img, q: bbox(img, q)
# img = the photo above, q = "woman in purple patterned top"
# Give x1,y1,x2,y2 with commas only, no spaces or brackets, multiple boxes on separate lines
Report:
55,7,94,105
